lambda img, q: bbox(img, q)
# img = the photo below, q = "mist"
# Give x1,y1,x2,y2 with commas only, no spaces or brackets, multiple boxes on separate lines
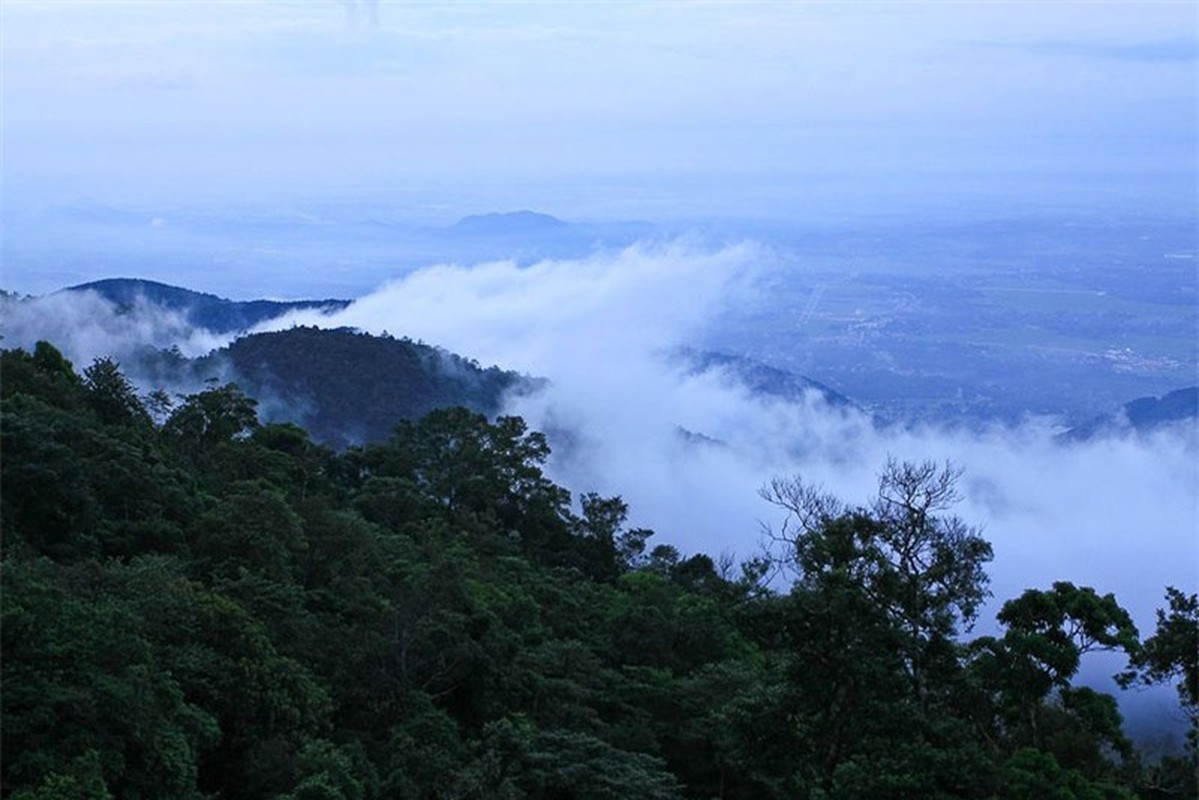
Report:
6,247,1192,637
2,0,1194,786
254,242,1196,741
4,239,1194,743
259,243,1196,626
0,289,231,368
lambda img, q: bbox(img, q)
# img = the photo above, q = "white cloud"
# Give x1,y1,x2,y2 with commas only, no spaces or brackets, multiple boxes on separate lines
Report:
0,290,229,368
265,243,1197,646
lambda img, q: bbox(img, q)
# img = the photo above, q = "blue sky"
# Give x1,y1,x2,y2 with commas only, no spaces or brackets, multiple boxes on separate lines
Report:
2,0,1195,220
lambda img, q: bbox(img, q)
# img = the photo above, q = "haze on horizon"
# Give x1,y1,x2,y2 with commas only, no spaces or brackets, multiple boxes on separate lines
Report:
2,0,1196,225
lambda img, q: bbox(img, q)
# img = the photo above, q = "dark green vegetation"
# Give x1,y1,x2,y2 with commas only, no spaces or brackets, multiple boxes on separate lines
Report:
2,342,1195,799
190,327,527,449
125,326,527,450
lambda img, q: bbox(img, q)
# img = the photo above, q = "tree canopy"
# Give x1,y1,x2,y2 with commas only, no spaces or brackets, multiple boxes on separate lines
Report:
1,342,1193,799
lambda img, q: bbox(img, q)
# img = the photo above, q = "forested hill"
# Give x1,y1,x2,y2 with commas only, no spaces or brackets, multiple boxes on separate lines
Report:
2,340,1195,799
193,326,529,448
64,278,350,333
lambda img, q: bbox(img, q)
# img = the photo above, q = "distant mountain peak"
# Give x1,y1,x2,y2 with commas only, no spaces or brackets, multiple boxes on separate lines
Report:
450,210,568,234
65,277,222,303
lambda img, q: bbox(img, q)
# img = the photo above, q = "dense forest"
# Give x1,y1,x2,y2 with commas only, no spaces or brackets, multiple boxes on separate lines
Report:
1,341,1195,799
169,327,527,449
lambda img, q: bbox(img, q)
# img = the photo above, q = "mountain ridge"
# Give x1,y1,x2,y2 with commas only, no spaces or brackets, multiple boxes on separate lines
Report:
63,278,350,334
28,278,866,451
1061,386,1198,441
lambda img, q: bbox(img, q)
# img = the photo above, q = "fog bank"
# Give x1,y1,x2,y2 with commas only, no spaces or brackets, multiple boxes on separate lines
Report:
0,290,230,369
263,244,1195,635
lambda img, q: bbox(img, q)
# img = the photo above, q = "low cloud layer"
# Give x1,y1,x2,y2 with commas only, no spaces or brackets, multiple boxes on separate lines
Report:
265,244,1196,630
0,289,230,368
267,242,1195,739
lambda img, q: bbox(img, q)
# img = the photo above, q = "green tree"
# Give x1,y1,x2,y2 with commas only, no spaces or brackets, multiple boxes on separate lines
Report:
163,383,259,447
353,408,574,560
1,559,218,799
1119,588,1198,799
967,583,1140,790
0,342,84,411
759,461,996,795
762,459,993,699
576,493,655,581
188,482,307,582
83,356,152,429
1122,587,1198,714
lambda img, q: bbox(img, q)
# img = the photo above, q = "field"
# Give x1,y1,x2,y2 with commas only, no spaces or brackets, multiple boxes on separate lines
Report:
709,215,1197,423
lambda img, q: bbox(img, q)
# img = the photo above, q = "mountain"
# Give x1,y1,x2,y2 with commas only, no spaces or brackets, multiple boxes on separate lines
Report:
183,326,531,449
674,349,856,410
63,278,350,334
31,279,859,450
1061,387,1199,441
450,210,569,236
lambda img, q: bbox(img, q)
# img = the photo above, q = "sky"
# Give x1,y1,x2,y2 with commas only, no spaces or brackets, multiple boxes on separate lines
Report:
2,0,1196,221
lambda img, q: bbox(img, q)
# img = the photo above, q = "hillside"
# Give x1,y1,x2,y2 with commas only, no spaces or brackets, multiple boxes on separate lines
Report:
677,349,855,410
20,279,860,452
156,334,853,452
190,326,530,449
2,342,1192,799
64,278,349,333
1061,386,1199,441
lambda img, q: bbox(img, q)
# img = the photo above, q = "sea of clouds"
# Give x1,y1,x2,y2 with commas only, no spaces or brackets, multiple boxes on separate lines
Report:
257,244,1195,618
263,242,1199,744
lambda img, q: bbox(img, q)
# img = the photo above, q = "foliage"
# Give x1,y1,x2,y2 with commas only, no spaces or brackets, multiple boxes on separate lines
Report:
193,326,525,449
0,343,1183,798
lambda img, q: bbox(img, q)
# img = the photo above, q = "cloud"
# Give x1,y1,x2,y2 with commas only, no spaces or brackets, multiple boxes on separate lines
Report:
8,246,1192,648
259,240,1197,741
263,243,1196,641
265,241,765,370
0,290,230,372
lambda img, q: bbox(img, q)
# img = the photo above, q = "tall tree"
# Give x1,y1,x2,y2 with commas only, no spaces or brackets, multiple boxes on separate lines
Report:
82,357,152,429
759,461,995,795
762,459,993,696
